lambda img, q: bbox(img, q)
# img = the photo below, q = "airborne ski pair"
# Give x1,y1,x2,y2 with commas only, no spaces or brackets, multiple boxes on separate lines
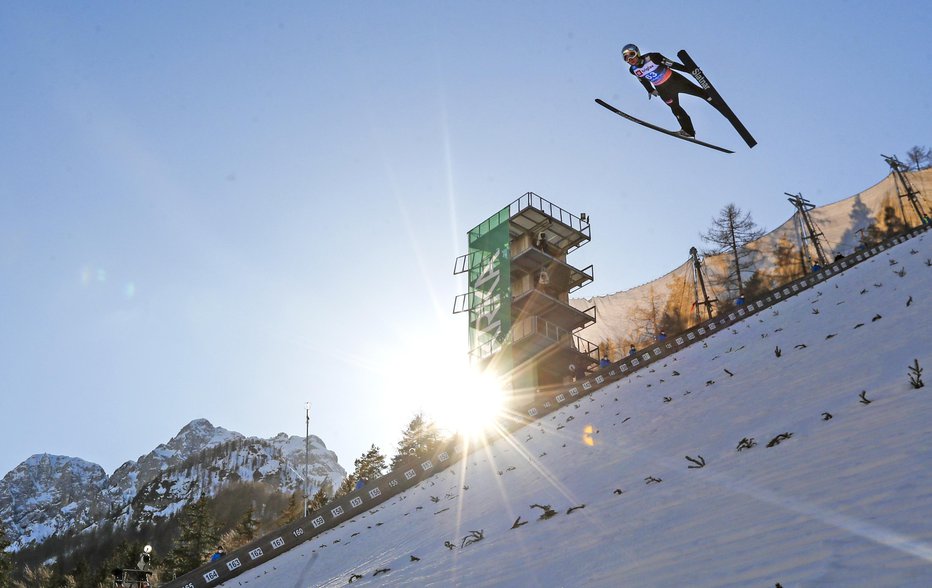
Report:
597,50,755,154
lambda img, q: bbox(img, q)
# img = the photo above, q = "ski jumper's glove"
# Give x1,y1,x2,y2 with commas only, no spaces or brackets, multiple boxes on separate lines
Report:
658,55,689,73
636,75,655,99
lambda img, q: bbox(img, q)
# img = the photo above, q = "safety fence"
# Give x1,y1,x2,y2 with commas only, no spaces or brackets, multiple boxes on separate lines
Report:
159,223,929,588
520,223,929,421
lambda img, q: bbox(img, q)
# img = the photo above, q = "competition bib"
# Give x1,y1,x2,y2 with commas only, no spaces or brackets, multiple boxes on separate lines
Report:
632,58,672,86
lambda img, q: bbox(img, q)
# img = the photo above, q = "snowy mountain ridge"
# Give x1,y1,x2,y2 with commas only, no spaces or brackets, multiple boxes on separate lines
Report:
0,419,346,552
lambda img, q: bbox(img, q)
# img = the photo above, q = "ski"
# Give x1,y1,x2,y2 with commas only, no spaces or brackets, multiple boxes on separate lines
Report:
677,49,757,148
594,98,734,154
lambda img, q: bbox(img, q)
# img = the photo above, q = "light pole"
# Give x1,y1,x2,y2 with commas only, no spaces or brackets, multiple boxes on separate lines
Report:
304,401,310,518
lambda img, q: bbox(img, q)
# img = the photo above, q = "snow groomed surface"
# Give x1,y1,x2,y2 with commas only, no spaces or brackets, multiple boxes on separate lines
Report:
161,223,931,587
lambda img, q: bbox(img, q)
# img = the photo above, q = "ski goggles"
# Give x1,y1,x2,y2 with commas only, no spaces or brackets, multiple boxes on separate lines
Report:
622,50,638,60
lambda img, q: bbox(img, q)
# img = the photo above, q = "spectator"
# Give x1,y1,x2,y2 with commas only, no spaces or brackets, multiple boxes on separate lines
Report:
811,263,822,273
354,477,368,491
657,331,667,342
211,546,226,562
735,295,745,306
535,232,547,250
628,345,637,357
599,356,610,369
574,363,587,382
834,253,845,262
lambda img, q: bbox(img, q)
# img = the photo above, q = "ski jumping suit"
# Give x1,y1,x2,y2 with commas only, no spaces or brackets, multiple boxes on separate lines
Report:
629,52,724,136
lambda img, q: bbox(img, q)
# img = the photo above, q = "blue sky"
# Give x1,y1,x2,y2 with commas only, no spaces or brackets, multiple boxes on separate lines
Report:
1,1,930,476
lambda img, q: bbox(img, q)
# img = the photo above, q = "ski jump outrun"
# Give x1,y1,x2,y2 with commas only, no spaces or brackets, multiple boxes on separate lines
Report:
596,43,756,153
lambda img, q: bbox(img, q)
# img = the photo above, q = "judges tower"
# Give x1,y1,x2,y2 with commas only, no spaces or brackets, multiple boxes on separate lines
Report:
453,193,598,408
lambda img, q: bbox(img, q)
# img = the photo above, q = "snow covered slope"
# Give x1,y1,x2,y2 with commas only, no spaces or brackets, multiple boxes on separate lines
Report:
213,230,932,585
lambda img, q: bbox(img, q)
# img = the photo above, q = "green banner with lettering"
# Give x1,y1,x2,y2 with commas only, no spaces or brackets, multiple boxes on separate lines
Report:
467,206,511,375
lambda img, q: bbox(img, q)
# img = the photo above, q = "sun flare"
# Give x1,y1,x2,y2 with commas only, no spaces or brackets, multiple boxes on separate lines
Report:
426,368,508,439
373,322,514,447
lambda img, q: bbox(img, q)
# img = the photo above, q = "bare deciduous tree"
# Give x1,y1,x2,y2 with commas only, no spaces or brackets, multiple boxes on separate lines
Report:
629,285,664,342
701,203,765,299
658,273,693,335
905,145,932,171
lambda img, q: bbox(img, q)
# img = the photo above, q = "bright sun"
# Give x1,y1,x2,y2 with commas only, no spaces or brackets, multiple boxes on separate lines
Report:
425,368,509,439
375,325,511,443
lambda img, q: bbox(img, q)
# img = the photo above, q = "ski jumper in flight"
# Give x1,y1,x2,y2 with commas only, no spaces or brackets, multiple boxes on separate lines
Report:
622,43,726,139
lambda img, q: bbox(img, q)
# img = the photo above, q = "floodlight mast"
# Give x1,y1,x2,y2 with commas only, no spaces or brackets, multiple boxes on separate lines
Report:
882,154,929,226
304,402,310,518
785,192,828,268
689,246,717,321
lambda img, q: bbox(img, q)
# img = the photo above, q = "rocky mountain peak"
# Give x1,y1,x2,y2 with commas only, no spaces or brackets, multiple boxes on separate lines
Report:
0,454,110,551
168,419,241,451
0,420,345,552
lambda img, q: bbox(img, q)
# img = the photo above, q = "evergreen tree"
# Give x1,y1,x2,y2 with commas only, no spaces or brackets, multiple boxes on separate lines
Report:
353,444,388,483
0,526,12,588
67,559,94,588
163,497,220,579
335,474,357,498
275,491,304,527
215,503,261,553
701,203,765,299
231,505,259,546
390,413,444,470
308,479,333,512
335,445,389,499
